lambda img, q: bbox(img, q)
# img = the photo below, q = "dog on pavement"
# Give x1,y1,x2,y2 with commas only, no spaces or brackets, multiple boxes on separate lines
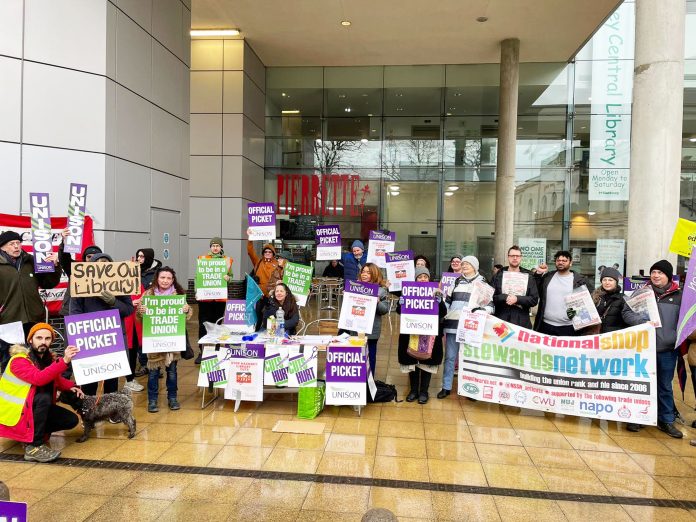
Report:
58,389,136,442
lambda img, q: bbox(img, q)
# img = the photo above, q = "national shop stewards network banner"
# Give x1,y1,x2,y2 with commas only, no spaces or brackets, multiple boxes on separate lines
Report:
458,318,657,425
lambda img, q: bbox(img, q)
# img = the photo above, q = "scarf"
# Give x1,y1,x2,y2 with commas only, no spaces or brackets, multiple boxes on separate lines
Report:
154,285,176,296
0,250,21,270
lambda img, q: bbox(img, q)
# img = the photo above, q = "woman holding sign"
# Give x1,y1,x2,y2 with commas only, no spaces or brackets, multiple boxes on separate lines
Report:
261,282,300,335
347,263,390,376
137,267,192,413
397,267,446,404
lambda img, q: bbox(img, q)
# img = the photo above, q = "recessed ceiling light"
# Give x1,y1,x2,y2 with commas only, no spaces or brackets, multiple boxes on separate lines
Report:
476,16,488,22
344,107,352,112
390,185,400,190
190,29,240,37
281,110,300,114
444,191,454,196
281,92,286,97
587,211,596,216
690,137,696,142
361,93,369,97
371,129,377,132
367,113,373,117
446,112,452,116
390,191,400,196
341,20,351,26
447,185,459,191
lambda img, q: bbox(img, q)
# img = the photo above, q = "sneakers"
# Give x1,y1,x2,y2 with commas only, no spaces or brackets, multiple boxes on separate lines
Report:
123,381,144,392
134,368,148,377
148,401,159,413
626,423,643,432
436,389,450,399
657,421,683,439
406,390,418,402
418,392,429,405
24,444,60,463
168,399,181,410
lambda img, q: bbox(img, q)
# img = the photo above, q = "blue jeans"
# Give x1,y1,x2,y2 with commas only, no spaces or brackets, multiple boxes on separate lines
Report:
148,361,178,402
367,339,378,377
442,333,459,391
656,349,678,424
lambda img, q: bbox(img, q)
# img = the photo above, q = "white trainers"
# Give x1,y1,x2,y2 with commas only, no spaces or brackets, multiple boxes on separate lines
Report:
124,381,144,392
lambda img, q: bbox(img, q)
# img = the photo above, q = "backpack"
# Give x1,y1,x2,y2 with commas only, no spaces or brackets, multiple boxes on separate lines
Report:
367,380,400,403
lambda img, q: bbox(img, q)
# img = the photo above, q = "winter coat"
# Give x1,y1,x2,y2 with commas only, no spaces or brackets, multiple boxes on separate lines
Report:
592,286,628,333
443,273,494,334
262,298,300,335
347,286,390,340
397,299,447,366
533,270,593,331
341,251,368,282
0,345,74,443
0,251,62,325
247,242,278,292
322,262,344,278
137,287,192,370
492,267,539,329
623,282,681,352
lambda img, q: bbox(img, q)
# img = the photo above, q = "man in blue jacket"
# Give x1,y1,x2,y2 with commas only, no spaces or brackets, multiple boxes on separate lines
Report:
341,240,368,282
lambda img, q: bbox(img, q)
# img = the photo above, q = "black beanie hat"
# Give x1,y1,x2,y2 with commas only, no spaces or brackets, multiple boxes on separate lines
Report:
599,267,622,284
82,245,102,259
0,231,21,248
650,259,673,281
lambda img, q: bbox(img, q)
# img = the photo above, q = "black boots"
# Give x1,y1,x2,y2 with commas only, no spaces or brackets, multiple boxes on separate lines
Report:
418,370,431,404
407,368,431,404
406,371,419,402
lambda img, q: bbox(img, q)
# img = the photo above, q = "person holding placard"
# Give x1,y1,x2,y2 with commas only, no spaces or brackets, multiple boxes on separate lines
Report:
196,238,233,363
261,282,300,336
137,266,192,413
0,231,62,372
397,267,446,404
341,240,368,282
267,250,292,295
346,263,390,376
70,253,134,396
622,259,684,438
591,267,629,334
0,323,81,463
58,229,102,316
439,255,493,399
492,245,539,329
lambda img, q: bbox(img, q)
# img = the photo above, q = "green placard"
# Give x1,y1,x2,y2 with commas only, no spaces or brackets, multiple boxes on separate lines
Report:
195,258,228,289
141,295,186,353
282,261,313,307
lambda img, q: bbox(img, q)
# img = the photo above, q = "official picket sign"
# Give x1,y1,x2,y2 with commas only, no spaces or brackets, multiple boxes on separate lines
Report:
385,250,415,292
64,183,88,255
338,280,379,333
224,344,266,402
71,261,140,297
315,224,341,260
29,192,54,273
194,257,229,300
325,344,368,405
64,309,131,385
400,281,439,335
141,295,186,353
439,272,459,297
458,317,657,424
282,261,313,306
366,230,396,268
224,299,253,333
248,202,276,240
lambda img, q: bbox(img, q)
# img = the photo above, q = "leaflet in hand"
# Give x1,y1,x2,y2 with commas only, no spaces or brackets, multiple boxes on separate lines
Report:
455,310,487,347
625,287,662,328
563,286,601,330
467,280,494,310
501,271,528,297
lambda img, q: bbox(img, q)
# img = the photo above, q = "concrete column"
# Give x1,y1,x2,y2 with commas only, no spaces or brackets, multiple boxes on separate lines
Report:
494,38,520,265
626,0,685,275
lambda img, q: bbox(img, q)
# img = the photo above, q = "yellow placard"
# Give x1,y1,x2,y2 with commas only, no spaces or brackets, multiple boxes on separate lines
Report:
669,218,696,258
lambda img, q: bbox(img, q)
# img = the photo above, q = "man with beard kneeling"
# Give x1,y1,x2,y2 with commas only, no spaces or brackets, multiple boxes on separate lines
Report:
0,323,82,462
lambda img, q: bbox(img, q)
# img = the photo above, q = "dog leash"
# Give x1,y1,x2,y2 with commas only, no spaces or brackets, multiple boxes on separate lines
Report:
95,380,104,406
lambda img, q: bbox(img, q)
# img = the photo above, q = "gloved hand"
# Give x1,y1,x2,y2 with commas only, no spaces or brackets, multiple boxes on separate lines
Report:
566,308,576,320
398,296,405,305
100,290,116,306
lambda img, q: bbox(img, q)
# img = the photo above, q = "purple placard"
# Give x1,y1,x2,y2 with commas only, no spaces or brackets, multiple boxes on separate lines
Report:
64,309,126,359
401,282,439,315
224,300,246,326
64,183,88,255
0,501,27,522
385,250,413,263
316,225,341,246
225,343,265,359
344,279,379,298
326,345,366,383
369,230,396,242
29,192,54,273
440,272,459,295
248,202,276,227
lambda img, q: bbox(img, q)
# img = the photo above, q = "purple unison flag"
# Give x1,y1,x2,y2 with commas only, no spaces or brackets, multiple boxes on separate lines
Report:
248,202,276,227
326,345,366,383
344,279,379,297
316,225,341,246
224,300,247,326
64,183,88,255
29,192,54,273
677,245,696,347
400,282,439,315
64,309,126,359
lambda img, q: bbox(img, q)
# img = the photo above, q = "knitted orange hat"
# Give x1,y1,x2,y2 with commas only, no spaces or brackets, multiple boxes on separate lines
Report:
27,322,55,343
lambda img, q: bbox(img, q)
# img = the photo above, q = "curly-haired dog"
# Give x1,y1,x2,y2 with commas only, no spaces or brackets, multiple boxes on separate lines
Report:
58,389,136,442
